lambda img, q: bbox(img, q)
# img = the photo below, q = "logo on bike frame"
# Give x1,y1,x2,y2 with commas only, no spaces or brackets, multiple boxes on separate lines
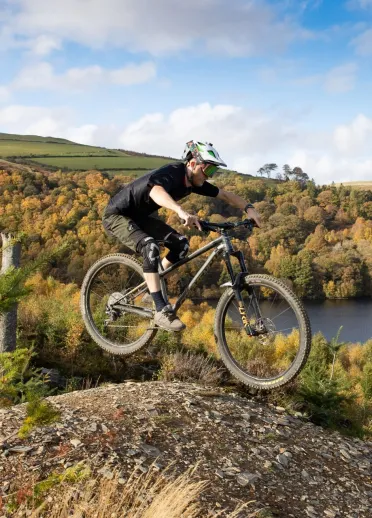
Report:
238,302,250,329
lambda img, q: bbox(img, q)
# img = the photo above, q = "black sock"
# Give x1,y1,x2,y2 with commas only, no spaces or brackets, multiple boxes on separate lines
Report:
151,291,167,312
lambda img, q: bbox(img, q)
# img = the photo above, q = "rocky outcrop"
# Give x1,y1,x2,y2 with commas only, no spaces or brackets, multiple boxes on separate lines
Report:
0,381,371,517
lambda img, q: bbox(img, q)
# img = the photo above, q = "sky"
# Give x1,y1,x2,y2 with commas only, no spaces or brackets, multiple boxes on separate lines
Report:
0,0,372,184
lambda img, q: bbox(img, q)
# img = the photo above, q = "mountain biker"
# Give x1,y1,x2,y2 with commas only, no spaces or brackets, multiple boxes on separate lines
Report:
102,140,261,332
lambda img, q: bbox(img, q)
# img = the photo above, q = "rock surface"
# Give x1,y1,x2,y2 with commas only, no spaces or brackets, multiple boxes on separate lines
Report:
0,381,371,517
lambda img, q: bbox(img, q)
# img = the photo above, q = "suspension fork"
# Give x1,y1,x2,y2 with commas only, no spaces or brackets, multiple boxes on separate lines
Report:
222,246,257,336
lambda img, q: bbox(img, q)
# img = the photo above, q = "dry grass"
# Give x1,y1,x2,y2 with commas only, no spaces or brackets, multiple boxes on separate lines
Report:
157,351,224,386
8,463,260,518
334,181,372,191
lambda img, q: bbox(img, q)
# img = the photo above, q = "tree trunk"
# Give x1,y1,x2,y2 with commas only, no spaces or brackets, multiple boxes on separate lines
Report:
0,233,21,353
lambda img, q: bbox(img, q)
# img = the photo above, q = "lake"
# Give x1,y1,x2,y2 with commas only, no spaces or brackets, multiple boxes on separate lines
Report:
304,299,372,343
204,297,372,343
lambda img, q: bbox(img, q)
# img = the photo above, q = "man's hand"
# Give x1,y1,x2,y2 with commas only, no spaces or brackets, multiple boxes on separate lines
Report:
246,207,261,228
177,208,202,231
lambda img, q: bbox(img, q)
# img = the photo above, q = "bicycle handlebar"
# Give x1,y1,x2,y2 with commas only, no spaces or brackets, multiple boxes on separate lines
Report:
199,218,256,233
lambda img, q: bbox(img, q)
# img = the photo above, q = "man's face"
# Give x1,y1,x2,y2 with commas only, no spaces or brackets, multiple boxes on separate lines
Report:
188,160,218,187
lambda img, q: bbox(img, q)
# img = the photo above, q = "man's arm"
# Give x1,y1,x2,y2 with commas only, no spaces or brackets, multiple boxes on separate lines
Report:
149,185,202,230
217,189,261,227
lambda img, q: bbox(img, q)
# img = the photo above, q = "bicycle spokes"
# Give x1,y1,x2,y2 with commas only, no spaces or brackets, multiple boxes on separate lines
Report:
87,262,153,347
223,285,303,380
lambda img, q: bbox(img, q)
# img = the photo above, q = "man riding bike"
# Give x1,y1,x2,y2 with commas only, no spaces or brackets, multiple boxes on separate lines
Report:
102,140,261,332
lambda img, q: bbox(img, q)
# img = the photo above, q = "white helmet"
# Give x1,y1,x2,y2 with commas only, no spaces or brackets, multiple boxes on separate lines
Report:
182,140,227,167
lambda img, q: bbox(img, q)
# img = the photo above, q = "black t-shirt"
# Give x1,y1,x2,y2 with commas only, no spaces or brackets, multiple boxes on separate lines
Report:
105,162,219,218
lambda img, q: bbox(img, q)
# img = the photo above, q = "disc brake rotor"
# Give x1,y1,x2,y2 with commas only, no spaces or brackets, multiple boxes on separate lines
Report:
252,317,276,335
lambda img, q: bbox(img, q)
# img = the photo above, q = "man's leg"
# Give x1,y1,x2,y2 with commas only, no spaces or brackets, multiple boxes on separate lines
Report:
141,225,190,294
103,213,185,331
102,213,165,308
136,236,168,312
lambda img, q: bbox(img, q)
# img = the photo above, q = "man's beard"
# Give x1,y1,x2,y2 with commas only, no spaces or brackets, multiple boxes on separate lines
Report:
187,165,197,187
188,164,203,187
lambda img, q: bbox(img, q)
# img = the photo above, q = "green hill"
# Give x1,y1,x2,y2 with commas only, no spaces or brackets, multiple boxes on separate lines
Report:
0,132,173,176
0,132,257,180
0,132,75,144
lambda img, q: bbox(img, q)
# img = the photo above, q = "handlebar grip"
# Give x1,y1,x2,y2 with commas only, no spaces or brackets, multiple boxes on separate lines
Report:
246,218,257,227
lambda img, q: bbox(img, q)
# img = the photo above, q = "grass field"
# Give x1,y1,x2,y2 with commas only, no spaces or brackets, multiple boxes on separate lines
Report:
0,141,127,158
0,132,73,144
335,181,372,190
0,132,177,172
31,155,173,170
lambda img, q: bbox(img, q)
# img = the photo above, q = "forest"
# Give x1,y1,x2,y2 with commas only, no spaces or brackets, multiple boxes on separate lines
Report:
0,164,371,300
1,162,372,438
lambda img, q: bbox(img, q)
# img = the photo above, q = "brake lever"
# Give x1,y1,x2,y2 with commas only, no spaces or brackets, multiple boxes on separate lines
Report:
243,218,256,229
199,220,212,233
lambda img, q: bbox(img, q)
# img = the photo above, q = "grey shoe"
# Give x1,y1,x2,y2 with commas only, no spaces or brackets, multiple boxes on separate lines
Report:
154,306,186,332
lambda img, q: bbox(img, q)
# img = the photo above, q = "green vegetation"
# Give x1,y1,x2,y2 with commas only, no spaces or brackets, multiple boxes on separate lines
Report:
0,235,65,439
0,140,124,158
0,132,174,172
32,155,172,171
0,132,74,143
3,462,252,517
18,397,61,438
5,462,90,513
0,347,45,407
0,133,371,438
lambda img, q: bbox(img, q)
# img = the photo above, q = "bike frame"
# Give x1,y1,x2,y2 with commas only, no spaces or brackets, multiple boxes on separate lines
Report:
115,230,260,335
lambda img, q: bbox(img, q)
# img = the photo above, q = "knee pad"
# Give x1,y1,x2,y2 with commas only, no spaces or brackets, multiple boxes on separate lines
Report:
137,237,160,273
164,232,190,264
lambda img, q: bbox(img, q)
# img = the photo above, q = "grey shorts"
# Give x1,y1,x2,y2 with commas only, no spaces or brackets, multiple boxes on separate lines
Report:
102,210,176,253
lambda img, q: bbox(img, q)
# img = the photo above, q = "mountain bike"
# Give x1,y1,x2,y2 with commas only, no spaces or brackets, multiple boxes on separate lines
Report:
80,219,311,390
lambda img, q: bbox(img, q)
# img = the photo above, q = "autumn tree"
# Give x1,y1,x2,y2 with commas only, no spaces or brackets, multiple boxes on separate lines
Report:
257,163,278,179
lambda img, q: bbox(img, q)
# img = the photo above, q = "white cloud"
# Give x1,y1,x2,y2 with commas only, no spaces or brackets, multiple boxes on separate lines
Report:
347,0,372,9
108,62,156,85
118,103,372,183
0,103,124,146
13,61,156,91
0,104,70,129
261,61,358,93
235,151,372,184
324,63,358,93
0,104,94,142
1,101,371,184
119,102,300,157
352,28,372,55
59,124,98,145
284,152,372,183
333,114,372,154
0,24,61,55
0,86,10,103
28,35,61,55
4,0,307,56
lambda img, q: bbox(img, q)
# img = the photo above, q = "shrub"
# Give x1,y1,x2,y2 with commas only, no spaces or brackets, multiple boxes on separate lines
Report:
0,346,51,408
18,398,61,438
294,363,358,431
157,351,224,385
4,463,255,517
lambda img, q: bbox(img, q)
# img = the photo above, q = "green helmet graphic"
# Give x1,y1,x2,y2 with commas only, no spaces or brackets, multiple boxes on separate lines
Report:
182,140,227,167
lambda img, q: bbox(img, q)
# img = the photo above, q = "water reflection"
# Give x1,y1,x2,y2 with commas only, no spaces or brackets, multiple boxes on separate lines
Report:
304,299,372,342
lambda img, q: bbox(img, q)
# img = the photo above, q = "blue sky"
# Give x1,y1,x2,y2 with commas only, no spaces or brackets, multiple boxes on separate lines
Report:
0,0,372,183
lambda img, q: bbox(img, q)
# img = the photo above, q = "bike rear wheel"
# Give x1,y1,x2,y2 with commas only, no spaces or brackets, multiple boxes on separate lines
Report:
80,253,157,355
215,274,311,390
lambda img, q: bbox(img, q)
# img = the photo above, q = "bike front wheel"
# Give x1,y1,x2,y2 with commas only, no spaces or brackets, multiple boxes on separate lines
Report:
214,274,311,390
80,253,157,355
